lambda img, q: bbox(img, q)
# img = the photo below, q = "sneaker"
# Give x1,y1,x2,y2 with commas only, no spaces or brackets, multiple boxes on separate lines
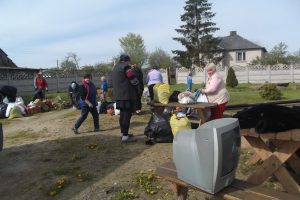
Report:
121,136,137,142
72,127,79,134
120,133,134,139
136,110,141,115
94,128,100,132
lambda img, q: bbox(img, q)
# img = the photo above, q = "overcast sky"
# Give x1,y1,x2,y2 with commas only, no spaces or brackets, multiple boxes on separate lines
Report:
1,0,299,68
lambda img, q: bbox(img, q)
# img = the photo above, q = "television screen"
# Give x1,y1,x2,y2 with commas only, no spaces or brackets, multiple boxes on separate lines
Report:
173,118,240,194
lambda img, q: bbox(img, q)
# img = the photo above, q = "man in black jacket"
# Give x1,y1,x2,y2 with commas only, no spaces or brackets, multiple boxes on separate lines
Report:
112,55,139,142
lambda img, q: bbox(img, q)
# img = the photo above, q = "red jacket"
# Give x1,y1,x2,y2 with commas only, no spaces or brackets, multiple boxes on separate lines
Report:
35,78,48,89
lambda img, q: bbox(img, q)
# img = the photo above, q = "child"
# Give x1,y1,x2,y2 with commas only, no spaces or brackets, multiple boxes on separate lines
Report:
187,72,193,92
100,76,108,102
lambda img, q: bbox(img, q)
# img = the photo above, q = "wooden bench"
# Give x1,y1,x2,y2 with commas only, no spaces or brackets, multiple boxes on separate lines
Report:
156,161,300,200
241,128,300,194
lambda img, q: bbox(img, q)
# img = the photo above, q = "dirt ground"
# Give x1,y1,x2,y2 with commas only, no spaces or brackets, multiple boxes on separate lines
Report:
0,107,271,200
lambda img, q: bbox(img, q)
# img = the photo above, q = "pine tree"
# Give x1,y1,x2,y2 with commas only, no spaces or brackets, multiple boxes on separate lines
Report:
172,0,222,68
226,67,238,88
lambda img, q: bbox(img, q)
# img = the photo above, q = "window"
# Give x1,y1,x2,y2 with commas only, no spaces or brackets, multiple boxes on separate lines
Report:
236,51,246,61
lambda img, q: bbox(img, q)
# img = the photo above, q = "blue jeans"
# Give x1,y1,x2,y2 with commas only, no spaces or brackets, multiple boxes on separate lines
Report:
75,106,99,130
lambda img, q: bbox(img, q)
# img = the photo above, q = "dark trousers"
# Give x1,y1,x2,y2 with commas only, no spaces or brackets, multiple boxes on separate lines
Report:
32,88,45,101
135,88,144,110
119,107,133,135
75,106,99,130
70,93,80,109
148,84,156,101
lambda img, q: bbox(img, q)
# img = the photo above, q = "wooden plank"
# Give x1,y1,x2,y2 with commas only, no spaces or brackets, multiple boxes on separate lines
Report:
259,132,276,140
274,166,300,194
271,140,300,173
244,136,271,160
231,179,300,200
156,162,300,200
247,155,283,185
171,183,188,200
291,129,300,141
246,138,300,193
149,102,217,109
287,154,300,174
240,129,250,137
276,130,292,141
196,108,206,125
248,129,260,138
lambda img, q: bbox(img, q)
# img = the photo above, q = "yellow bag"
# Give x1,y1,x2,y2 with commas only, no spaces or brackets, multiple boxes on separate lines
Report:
170,114,191,136
153,83,170,104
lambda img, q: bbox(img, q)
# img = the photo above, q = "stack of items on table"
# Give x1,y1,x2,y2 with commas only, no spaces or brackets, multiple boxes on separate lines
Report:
144,84,212,144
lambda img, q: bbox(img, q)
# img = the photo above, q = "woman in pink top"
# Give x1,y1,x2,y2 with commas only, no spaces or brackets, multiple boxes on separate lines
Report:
201,63,229,119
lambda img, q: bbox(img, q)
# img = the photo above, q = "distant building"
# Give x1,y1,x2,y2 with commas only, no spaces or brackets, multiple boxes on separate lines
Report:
0,48,18,68
219,31,267,67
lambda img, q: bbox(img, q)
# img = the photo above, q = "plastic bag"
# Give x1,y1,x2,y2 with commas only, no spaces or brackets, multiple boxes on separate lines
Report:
114,102,120,115
8,106,23,119
144,112,173,143
153,84,170,104
197,94,208,103
178,91,195,104
170,114,191,136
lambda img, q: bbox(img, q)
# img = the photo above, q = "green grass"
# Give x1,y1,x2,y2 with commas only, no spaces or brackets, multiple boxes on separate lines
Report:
170,83,300,105
21,92,70,105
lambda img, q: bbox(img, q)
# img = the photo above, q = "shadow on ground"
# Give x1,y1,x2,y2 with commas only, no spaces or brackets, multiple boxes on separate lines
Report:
0,133,152,200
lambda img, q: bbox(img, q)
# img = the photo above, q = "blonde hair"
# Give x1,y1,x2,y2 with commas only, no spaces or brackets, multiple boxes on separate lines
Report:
206,63,216,72
101,76,106,81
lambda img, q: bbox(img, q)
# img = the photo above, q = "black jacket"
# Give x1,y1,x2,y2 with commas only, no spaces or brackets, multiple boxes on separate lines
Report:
112,62,137,101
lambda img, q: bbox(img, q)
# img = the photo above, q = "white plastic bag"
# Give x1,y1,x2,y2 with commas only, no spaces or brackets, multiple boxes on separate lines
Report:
197,94,208,103
96,101,101,114
114,102,120,115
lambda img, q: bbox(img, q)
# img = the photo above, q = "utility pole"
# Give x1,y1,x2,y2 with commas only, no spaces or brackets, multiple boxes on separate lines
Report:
57,60,59,68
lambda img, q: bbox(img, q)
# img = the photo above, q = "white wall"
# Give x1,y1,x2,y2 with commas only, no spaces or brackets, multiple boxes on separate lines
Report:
174,64,300,84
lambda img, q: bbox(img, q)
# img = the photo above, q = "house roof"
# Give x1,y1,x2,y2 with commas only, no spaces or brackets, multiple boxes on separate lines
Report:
219,31,267,52
0,48,18,67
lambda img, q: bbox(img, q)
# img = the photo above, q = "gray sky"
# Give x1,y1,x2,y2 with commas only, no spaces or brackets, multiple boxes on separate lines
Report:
1,0,299,68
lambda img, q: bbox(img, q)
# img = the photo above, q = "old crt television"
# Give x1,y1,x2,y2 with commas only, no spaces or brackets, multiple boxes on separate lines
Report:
173,118,241,194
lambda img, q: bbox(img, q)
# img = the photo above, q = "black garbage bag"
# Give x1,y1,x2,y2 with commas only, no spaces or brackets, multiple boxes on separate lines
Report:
0,104,8,119
0,85,17,102
144,112,173,144
233,104,300,133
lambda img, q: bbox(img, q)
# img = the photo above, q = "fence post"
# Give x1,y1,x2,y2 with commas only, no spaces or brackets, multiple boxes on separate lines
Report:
268,65,271,83
7,70,11,85
246,66,249,83
56,72,59,92
291,65,294,83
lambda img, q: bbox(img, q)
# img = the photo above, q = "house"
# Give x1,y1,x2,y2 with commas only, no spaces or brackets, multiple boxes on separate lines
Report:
0,48,39,95
219,31,267,67
0,48,18,68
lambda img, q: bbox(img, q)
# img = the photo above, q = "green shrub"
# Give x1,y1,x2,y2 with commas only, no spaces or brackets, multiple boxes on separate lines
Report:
226,67,238,88
259,83,282,100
